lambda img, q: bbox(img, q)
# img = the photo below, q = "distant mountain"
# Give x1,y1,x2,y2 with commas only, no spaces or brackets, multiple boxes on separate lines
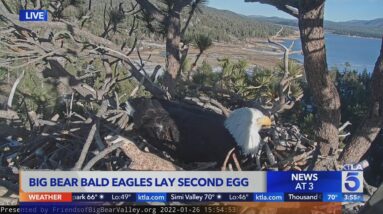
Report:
83,1,297,42
187,7,296,41
336,18,383,29
325,18,383,38
250,16,383,38
249,15,298,27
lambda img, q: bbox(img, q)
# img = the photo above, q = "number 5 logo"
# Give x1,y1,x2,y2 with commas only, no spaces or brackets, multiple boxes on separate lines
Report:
342,171,363,193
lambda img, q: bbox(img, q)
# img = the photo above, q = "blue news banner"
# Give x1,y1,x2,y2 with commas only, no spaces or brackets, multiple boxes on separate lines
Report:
267,171,363,203
20,170,364,203
66,171,363,203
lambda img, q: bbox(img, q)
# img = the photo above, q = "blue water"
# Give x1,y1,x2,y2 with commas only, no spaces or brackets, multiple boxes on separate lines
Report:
285,33,382,72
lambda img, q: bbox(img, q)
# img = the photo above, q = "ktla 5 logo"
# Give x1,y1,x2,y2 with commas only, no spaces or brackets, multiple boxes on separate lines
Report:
342,171,363,193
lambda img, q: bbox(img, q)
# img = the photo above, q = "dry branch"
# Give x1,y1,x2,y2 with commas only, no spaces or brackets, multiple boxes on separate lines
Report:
106,135,181,171
0,110,19,120
0,197,18,205
72,123,96,170
232,153,242,171
82,141,125,171
221,148,236,171
184,96,231,117
268,27,303,114
7,70,24,109
338,121,352,132
73,100,108,170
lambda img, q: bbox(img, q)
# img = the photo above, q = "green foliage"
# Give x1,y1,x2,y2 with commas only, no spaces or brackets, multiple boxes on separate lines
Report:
277,60,302,78
189,0,209,14
18,70,59,118
47,0,292,43
199,60,213,74
182,58,192,75
302,113,315,136
115,79,151,103
63,0,85,7
193,60,218,85
158,0,175,11
182,34,194,45
2,0,298,122
250,67,278,100
334,64,371,131
219,58,249,95
277,60,304,99
285,63,371,139
185,7,294,42
137,10,162,37
192,59,304,103
0,0,296,42
108,7,125,31
193,34,213,53
62,5,87,21
251,60,303,102
5,0,294,43
0,68,6,80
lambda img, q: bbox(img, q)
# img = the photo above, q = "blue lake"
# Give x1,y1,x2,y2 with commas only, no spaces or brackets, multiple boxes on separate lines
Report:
285,33,382,73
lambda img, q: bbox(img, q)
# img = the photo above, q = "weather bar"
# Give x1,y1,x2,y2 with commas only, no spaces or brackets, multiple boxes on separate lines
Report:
284,193,323,202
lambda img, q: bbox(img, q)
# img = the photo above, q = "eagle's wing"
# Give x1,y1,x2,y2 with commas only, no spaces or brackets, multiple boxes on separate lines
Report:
130,98,180,144
128,98,236,163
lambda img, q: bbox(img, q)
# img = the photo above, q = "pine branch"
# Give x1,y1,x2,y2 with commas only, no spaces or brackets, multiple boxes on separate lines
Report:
244,0,299,18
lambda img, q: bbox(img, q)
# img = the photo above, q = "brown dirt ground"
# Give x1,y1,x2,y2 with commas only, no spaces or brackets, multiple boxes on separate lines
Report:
134,39,288,71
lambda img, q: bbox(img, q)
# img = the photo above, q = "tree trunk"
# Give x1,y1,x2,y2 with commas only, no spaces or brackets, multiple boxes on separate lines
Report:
194,51,203,66
164,7,182,96
180,44,189,79
339,37,383,164
180,3,197,38
298,1,341,169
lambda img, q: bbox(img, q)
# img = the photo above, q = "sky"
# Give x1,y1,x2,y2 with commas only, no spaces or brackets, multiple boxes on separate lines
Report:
208,0,383,22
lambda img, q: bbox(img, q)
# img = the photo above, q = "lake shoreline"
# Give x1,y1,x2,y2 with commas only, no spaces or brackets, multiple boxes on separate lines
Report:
284,33,381,73
137,32,380,74
326,31,382,40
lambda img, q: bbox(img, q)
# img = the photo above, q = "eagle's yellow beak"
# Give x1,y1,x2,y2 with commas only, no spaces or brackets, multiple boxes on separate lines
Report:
257,116,272,128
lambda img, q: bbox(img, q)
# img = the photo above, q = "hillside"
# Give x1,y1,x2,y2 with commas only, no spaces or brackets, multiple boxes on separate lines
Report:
251,15,383,38
326,18,383,38
72,0,296,42
188,7,294,41
337,18,383,29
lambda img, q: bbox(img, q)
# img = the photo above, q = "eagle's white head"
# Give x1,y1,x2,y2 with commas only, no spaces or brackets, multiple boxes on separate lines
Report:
224,108,272,155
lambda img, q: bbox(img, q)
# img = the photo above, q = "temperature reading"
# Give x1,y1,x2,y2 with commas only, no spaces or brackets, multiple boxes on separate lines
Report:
327,194,338,201
204,194,215,200
121,194,132,200
87,194,98,200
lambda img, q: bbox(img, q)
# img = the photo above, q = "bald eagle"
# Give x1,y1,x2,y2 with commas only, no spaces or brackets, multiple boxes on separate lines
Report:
125,98,271,165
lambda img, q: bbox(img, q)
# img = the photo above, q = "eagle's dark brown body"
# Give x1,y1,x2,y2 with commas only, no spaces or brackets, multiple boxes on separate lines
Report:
129,98,237,164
